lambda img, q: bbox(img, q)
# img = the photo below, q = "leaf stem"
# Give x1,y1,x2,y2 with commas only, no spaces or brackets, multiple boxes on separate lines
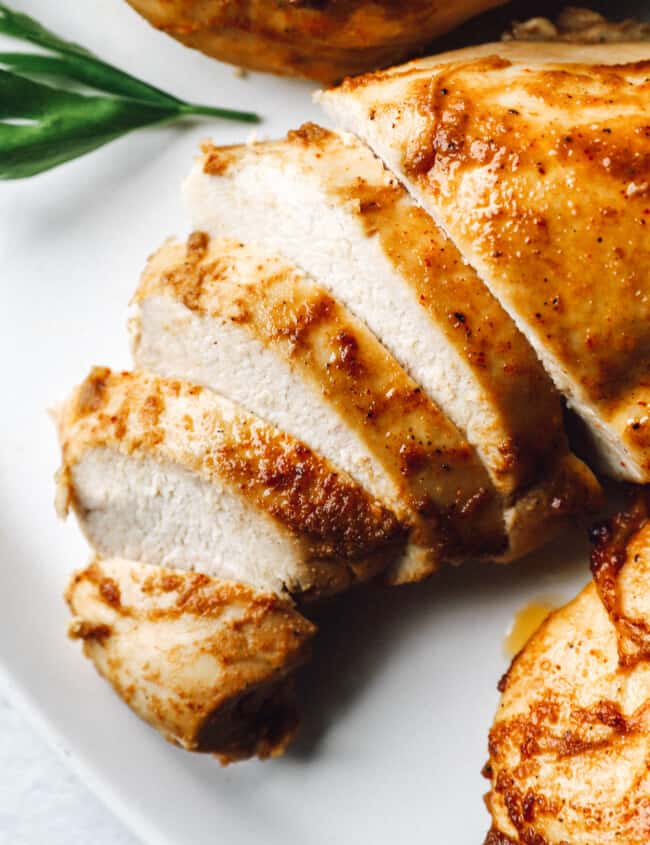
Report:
180,103,261,123
0,2,262,178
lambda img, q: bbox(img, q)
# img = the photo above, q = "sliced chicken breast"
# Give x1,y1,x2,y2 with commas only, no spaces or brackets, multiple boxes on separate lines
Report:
131,231,508,582
56,368,402,598
66,557,315,762
484,493,650,844
183,125,601,559
184,124,560,500
319,41,650,482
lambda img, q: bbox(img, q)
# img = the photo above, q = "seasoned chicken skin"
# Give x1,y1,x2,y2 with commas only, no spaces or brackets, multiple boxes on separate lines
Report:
184,125,601,560
131,231,508,582
484,493,650,844
319,41,650,482
66,557,315,762
124,0,505,83
56,368,402,598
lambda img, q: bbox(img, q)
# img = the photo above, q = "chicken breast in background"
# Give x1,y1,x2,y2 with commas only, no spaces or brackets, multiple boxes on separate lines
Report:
183,125,601,560
131,231,509,583
56,368,402,600
66,557,315,762
318,41,650,483
124,0,506,83
484,492,650,844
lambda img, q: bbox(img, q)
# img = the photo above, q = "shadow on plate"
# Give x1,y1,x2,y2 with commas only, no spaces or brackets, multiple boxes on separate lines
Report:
289,494,620,759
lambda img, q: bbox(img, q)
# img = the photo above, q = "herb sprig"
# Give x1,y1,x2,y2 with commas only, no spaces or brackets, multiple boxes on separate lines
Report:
0,3,259,179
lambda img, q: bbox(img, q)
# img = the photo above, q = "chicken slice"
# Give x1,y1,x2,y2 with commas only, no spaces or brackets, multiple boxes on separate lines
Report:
184,124,558,500
484,493,650,844
56,368,402,598
130,231,508,582
319,41,650,482
66,557,315,762
183,124,601,559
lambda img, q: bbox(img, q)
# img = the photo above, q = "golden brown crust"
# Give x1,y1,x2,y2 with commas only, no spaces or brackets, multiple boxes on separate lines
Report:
197,125,567,498
324,45,650,479
484,496,650,844
405,54,650,477
499,452,603,563
400,56,650,405
136,232,510,571
190,126,602,561
66,557,315,760
326,40,650,95
197,676,301,763
124,0,504,83
58,368,403,594
591,489,650,666
327,148,564,496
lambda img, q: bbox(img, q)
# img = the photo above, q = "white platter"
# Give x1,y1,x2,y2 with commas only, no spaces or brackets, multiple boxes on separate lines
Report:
0,2,597,842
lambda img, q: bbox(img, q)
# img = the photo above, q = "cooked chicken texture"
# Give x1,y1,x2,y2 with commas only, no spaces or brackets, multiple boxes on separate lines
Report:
124,0,505,83
185,125,563,498
184,124,601,558
131,231,509,582
319,41,650,482
66,557,315,762
56,368,402,598
484,493,650,844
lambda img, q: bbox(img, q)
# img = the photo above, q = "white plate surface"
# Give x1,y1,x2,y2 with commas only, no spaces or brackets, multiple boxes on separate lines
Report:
0,3,597,843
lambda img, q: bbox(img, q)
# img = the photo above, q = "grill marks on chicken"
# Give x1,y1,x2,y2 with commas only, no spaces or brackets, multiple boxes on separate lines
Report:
483,494,650,844
131,232,509,581
57,368,402,599
66,557,315,762
318,41,650,482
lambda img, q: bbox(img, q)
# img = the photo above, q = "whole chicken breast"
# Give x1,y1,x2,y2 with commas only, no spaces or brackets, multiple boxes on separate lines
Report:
56,368,402,598
319,41,650,482
484,493,650,844
66,557,315,762
124,0,505,83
